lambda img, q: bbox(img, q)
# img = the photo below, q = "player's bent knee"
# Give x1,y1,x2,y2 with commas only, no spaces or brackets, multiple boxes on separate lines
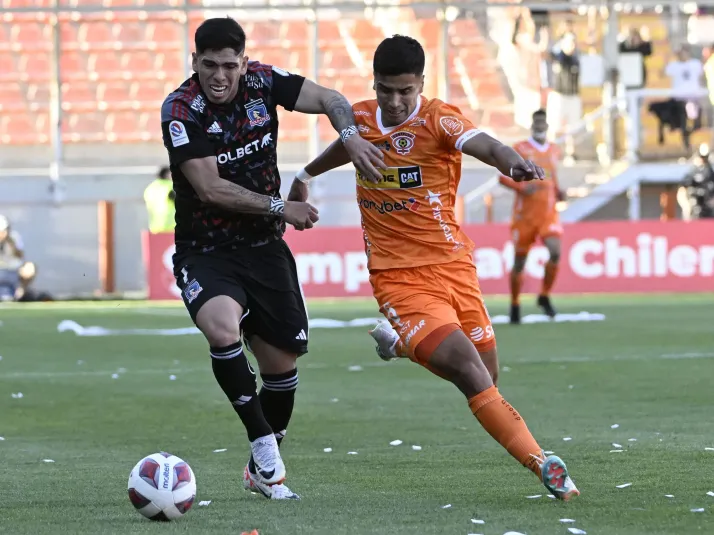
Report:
478,346,499,385
428,330,494,397
249,335,298,375
196,295,245,347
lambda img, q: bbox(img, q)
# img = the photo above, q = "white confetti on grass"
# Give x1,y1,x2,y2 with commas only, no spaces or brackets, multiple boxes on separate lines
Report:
526,494,542,499
563,437,572,441
628,438,637,442
502,366,511,372
111,373,119,379
547,494,556,499
616,483,632,489
691,508,705,513
347,365,363,372
560,518,576,523
213,448,227,453
568,528,587,535
43,459,55,463
706,447,714,451
612,443,623,448
611,424,620,429
330,398,339,403
665,494,675,498
610,450,624,453
441,504,451,509
323,448,332,453
707,491,714,497
544,450,555,455
0,437,4,441
503,532,527,535
471,519,485,524
11,392,23,398
347,451,358,455
411,445,422,451
169,375,176,381
198,500,211,506
389,440,403,446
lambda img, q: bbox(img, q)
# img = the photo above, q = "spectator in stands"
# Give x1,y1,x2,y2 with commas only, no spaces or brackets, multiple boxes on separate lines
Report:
143,166,175,234
678,144,714,219
546,32,581,151
0,215,39,301
662,45,705,150
619,26,652,89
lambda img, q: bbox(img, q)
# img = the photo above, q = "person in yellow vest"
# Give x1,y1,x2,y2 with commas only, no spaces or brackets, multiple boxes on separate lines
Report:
144,166,176,233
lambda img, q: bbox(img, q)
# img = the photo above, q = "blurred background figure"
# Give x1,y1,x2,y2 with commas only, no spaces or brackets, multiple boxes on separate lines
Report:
678,144,714,220
143,166,175,234
662,45,705,151
546,31,580,162
0,214,46,302
619,26,653,89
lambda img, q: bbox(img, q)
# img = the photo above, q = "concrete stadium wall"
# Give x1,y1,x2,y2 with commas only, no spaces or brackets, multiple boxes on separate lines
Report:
0,165,495,296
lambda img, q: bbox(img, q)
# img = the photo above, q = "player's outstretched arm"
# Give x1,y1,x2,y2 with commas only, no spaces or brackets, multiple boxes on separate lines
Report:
292,79,386,182
180,157,274,214
181,157,319,229
461,134,545,183
288,138,351,202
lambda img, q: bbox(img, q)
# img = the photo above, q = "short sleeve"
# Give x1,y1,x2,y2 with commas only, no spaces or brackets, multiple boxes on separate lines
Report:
433,102,483,152
160,98,214,167
270,65,306,111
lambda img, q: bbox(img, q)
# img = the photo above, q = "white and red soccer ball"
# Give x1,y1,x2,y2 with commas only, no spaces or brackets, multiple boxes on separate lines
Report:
127,452,196,521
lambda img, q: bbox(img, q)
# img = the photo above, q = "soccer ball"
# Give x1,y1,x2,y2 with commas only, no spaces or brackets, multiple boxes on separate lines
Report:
127,452,196,521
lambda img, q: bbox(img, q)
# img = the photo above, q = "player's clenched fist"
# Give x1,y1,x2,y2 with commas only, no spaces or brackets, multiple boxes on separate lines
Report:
343,134,388,183
284,200,319,231
509,159,546,182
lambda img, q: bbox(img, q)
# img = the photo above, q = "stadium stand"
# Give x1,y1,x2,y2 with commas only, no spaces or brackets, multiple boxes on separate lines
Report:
0,5,517,147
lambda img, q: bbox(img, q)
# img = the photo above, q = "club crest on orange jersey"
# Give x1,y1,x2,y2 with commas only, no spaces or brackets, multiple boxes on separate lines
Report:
390,130,416,155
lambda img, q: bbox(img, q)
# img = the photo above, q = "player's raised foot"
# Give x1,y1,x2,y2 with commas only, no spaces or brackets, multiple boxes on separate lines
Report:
537,295,557,318
541,455,580,501
369,320,401,361
243,463,300,500
509,303,521,324
249,433,286,485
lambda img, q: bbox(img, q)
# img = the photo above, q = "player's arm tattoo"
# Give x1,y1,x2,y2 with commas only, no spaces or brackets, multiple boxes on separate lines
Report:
321,91,356,134
293,79,356,133
180,157,277,215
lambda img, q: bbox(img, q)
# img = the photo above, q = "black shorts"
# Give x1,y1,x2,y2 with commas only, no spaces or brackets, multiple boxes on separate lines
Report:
173,239,309,356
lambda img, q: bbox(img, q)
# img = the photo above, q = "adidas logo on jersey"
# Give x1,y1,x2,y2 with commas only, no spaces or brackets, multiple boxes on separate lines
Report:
207,121,223,134
295,329,307,341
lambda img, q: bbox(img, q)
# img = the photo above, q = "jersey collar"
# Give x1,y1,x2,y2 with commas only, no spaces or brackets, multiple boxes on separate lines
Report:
376,97,423,135
528,136,550,152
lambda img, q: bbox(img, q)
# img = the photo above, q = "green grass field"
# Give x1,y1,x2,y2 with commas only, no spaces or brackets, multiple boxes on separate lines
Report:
1,294,713,535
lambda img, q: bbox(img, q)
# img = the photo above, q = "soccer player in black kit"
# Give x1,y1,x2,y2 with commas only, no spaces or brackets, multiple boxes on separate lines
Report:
160,17,385,500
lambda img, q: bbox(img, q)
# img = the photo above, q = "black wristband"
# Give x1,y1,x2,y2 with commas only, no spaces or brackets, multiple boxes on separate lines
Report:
269,197,285,216
340,125,358,144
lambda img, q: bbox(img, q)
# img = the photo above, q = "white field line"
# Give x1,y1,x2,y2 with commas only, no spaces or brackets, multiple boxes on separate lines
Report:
1,352,713,380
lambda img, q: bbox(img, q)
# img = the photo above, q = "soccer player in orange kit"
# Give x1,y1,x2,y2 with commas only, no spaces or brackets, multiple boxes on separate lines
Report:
288,35,579,500
499,109,565,324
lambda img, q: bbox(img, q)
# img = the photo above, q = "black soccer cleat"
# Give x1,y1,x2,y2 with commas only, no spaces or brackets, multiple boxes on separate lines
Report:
509,303,521,324
537,295,557,318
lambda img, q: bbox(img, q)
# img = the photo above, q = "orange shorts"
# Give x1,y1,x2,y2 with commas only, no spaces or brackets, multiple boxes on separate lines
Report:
369,254,496,365
512,216,563,255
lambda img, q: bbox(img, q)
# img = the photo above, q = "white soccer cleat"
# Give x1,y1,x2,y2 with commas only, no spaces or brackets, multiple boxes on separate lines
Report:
369,320,402,361
243,464,300,500
541,454,580,501
249,434,286,485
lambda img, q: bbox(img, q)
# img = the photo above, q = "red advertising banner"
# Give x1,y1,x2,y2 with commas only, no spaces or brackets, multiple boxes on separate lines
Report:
143,220,714,300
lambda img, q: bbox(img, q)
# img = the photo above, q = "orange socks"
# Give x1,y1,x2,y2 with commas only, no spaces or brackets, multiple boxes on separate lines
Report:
510,270,523,305
542,261,559,296
468,385,544,478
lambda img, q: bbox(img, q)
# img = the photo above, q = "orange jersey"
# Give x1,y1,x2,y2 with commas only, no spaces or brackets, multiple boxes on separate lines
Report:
499,138,560,223
352,96,481,271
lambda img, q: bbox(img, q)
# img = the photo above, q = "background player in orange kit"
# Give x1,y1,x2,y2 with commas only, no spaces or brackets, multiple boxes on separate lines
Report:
288,35,579,501
499,109,565,324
